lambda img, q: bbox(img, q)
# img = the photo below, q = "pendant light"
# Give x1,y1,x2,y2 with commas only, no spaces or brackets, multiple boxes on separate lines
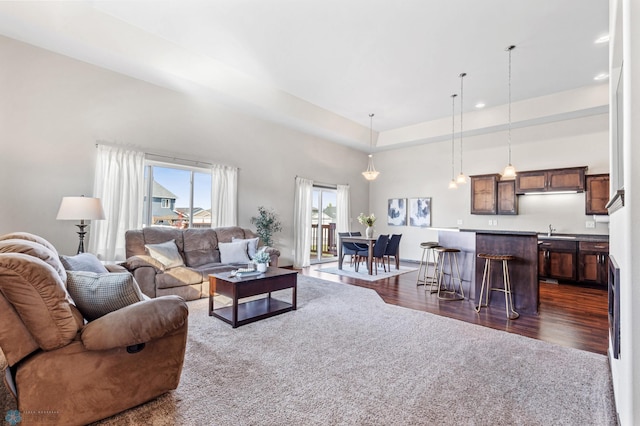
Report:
448,94,458,189
362,113,380,181
456,72,468,184
502,45,517,179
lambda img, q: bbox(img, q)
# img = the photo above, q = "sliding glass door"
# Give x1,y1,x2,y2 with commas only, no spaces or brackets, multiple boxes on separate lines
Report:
310,186,337,263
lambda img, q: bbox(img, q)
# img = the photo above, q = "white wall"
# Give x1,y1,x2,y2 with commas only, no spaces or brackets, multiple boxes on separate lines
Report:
369,114,609,262
0,36,370,264
608,0,640,424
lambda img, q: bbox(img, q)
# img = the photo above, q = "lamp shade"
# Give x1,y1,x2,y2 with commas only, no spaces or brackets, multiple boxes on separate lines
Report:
56,197,106,220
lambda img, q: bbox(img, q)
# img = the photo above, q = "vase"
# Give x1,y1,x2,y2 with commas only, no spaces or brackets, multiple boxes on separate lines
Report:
257,263,268,272
365,226,374,238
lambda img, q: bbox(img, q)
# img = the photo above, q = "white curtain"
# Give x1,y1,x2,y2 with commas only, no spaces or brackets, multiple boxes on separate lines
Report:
89,145,145,261
293,176,313,268
336,184,350,232
211,164,238,227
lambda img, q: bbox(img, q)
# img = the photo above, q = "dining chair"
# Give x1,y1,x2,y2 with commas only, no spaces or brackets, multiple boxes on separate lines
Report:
339,232,367,266
355,234,389,274
384,234,402,270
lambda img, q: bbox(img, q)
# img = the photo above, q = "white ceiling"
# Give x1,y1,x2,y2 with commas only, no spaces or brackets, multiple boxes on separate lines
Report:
0,0,609,150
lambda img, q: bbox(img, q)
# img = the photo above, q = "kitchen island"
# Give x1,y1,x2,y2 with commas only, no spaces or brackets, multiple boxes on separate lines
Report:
438,229,539,315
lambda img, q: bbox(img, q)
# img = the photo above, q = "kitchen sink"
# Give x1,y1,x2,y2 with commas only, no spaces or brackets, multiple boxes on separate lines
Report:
538,234,576,240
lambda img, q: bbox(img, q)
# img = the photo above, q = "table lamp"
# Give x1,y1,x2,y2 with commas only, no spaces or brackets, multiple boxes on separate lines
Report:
56,196,106,254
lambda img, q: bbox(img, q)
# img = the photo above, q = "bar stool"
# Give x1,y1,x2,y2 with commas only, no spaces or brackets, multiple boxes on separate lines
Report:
433,247,464,300
416,241,440,287
475,253,519,320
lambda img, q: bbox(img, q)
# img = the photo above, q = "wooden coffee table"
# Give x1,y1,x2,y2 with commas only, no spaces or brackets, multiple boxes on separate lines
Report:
208,267,297,328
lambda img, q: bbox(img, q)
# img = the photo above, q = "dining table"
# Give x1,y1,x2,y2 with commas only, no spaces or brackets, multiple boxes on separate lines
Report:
338,235,377,275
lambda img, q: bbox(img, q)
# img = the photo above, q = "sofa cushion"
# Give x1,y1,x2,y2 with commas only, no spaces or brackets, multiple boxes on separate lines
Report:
0,254,80,350
60,253,109,273
232,237,260,258
183,228,219,267
155,266,203,289
219,240,251,264
215,226,247,243
145,240,185,269
66,271,146,321
0,239,68,283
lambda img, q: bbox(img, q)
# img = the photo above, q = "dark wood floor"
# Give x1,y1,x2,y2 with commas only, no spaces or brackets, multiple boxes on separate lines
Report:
300,260,609,355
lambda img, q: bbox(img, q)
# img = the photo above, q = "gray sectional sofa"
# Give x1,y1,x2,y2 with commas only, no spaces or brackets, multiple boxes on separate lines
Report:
123,226,280,301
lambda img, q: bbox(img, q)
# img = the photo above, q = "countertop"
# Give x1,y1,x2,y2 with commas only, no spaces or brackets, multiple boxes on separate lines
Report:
537,233,609,242
438,228,609,241
459,229,538,236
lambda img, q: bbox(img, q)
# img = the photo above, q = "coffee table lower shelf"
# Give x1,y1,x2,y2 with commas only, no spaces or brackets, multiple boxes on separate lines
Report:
211,298,294,327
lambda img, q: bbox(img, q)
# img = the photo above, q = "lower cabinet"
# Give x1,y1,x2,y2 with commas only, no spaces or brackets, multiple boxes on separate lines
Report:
539,240,577,281
539,239,609,286
578,241,609,286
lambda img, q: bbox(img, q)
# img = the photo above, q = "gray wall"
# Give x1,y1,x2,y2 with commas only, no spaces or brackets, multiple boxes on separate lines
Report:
0,36,369,264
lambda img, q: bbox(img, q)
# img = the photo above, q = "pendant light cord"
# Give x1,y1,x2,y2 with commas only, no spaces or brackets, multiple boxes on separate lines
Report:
459,72,466,175
450,94,457,180
369,113,374,153
507,45,515,165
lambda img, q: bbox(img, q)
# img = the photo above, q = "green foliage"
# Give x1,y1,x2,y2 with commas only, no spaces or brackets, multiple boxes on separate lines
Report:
252,250,271,264
250,206,282,247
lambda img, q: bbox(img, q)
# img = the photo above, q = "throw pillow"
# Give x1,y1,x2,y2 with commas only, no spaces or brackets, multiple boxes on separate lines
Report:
232,237,260,258
219,240,251,264
145,240,184,269
60,253,109,273
66,271,146,321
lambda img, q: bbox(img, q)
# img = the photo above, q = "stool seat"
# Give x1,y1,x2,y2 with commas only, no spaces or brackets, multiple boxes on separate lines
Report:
475,253,519,320
477,253,514,261
436,247,460,253
420,241,440,248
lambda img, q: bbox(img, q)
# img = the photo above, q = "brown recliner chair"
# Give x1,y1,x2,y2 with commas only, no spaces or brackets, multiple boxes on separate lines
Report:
0,233,189,426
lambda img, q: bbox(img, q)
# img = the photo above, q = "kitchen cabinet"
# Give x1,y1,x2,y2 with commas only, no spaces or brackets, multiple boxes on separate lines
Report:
470,174,499,215
497,180,518,215
538,239,577,281
585,174,610,215
516,167,587,194
578,241,609,286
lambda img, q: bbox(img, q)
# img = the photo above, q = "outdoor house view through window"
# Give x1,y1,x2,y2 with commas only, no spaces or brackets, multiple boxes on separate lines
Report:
311,186,337,263
143,164,212,228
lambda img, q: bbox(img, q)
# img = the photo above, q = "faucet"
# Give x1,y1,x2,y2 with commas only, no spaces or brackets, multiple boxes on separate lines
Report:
548,224,556,237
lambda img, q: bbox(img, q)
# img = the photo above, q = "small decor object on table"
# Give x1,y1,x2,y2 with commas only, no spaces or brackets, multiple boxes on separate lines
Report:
358,213,376,238
252,249,271,272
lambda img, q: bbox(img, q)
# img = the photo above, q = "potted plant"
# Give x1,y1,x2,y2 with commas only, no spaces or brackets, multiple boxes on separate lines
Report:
358,213,376,238
252,250,271,272
251,206,282,247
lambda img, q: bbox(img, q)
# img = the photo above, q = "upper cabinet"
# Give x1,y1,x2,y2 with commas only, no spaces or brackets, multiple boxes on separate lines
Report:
585,174,610,215
497,180,518,215
515,166,587,194
470,174,499,215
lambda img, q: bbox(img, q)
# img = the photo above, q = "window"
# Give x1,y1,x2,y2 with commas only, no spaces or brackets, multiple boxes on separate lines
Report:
143,162,212,229
310,185,338,263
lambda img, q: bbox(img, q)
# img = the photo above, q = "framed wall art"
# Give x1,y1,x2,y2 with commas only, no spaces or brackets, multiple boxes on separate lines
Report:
387,198,407,226
409,197,431,227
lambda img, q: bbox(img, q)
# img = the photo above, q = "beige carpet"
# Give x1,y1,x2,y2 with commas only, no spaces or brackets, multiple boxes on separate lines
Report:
2,276,617,425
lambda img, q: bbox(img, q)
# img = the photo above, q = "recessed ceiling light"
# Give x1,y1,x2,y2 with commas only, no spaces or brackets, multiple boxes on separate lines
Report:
475,102,485,109
594,73,609,81
595,34,610,44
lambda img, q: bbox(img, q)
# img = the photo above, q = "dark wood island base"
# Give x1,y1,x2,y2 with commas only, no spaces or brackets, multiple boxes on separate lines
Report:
438,229,539,315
